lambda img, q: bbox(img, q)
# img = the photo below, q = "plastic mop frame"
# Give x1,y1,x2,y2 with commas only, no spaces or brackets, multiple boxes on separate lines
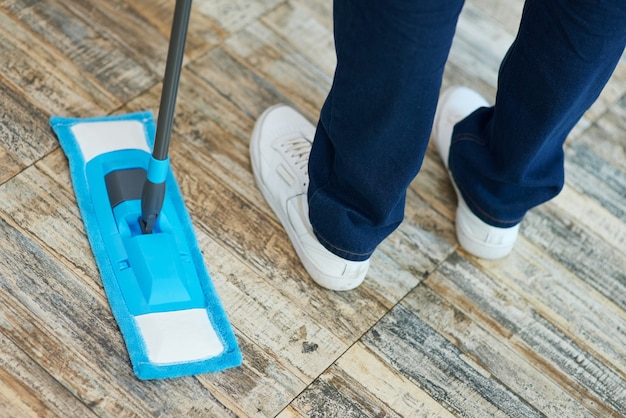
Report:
50,0,242,379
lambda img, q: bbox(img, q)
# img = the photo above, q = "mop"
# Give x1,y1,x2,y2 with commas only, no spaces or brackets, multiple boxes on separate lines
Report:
50,0,241,380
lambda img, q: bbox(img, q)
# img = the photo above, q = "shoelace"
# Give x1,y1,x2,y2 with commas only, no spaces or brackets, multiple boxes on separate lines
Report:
281,135,312,184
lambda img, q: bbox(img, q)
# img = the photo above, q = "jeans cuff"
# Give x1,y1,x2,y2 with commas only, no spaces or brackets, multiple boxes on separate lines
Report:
312,229,373,262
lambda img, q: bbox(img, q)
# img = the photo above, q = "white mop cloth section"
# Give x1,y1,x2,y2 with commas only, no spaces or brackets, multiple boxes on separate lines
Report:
135,309,225,364
71,120,151,161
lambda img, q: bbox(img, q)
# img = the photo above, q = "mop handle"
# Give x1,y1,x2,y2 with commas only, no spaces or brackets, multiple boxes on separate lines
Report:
140,0,192,234
153,0,192,159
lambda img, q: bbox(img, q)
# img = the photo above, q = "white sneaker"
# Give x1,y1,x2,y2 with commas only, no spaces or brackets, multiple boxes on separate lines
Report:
250,105,369,290
433,87,520,259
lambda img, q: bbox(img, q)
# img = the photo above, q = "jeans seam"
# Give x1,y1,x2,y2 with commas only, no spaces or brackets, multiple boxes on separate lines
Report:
451,133,487,147
312,226,374,259
452,170,524,226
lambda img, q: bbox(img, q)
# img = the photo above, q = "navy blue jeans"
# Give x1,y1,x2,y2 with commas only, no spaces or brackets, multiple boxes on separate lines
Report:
307,0,626,261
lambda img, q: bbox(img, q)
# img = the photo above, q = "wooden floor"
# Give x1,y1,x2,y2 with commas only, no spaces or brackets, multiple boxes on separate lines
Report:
1,0,625,416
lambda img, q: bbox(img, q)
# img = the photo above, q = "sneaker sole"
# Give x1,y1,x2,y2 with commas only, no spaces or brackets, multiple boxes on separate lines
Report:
456,201,517,260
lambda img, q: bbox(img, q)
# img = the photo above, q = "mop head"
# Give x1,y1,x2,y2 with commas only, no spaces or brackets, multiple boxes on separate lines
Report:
50,112,241,380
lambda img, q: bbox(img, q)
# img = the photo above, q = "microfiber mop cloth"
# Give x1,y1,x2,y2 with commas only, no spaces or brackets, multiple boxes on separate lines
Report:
51,111,241,380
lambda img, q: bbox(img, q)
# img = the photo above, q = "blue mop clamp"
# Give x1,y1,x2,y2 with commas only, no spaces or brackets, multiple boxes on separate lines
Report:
51,112,242,379
139,156,169,235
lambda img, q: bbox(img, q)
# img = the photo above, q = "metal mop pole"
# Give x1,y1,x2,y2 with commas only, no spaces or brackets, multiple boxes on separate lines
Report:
140,0,193,234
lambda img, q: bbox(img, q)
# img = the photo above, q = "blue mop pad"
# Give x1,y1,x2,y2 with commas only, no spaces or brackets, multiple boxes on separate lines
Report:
50,111,241,380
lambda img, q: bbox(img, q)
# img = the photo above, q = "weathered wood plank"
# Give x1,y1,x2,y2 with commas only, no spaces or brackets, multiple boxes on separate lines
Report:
471,0,524,31
62,0,171,75
427,253,626,417
521,204,626,311
124,67,255,145
121,0,227,60
0,371,52,418
334,342,457,417
224,20,332,117
363,246,422,306
449,3,514,90
3,0,157,103
275,405,304,418
549,185,626,254
193,0,283,34
362,302,543,417
409,146,459,223
403,284,596,417
177,80,250,141
61,0,223,70
0,82,55,173
193,232,329,417
0,154,103,289
0,8,117,116
477,231,626,377
564,140,626,222
197,334,304,417
188,46,292,120
289,364,405,418
0,146,23,186
261,1,336,76
0,332,98,418
390,196,457,269
0,80,56,185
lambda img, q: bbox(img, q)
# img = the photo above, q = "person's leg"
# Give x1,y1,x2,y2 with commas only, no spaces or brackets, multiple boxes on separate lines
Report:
308,0,465,261
449,0,626,228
